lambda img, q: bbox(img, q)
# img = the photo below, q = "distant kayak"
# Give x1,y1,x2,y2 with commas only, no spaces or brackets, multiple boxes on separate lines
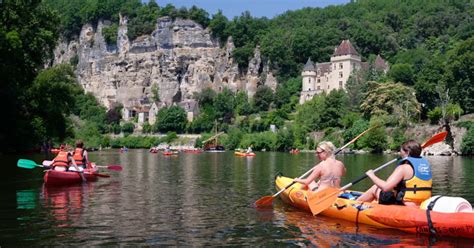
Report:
163,151,179,156
234,151,256,157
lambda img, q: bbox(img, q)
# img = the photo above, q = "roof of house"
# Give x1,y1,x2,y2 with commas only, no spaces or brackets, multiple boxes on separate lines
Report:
315,62,331,75
333,40,360,57
374,54,389,71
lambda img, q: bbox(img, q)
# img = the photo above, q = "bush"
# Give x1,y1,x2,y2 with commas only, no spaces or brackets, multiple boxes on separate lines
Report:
461,127,474,155
121,122,135,135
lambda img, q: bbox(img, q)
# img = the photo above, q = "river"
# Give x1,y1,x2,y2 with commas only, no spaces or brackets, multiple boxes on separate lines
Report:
1,150,473,246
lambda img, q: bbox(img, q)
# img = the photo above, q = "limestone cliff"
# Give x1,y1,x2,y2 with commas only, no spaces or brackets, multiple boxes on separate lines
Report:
53,16,278,109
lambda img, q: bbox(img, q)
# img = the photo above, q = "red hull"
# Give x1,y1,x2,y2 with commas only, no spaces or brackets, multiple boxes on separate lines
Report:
44,168,99,186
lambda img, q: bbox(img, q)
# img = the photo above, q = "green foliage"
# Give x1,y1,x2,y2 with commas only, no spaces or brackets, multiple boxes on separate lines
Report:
102,23,118,45
151,83,160,102
444,37,474,114
214,88,235,123
154,106,187,133
121,122,135,135
127,3,160,41
427,103,463,125
69,54,79,66
388,63,414,85
163,131,178,144
0,0,60,151
142,123,153,133
253,86,274,112
343,118,369,150
461,127,474,155
361,81,420,126
27,64,78,142
235,91,253,116
388,127,407,151
275,128,294,151
365,117,387,153
109,135,161,148
221,128,243,150
240,131,277,151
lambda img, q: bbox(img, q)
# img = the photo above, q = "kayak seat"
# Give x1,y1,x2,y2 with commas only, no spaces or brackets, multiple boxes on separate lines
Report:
338,191,362,200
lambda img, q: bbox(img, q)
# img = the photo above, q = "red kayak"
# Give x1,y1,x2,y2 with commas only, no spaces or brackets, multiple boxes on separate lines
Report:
44,168,99,186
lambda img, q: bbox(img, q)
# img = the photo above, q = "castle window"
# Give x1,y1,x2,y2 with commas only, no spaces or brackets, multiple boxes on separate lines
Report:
339,72,343,78
317,79,320,83
339,63,343,69
339,81,343,88
333,64,336,70
317,86,320,90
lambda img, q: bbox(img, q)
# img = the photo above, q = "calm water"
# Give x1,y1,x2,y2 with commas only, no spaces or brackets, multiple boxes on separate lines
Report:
1,150,474,246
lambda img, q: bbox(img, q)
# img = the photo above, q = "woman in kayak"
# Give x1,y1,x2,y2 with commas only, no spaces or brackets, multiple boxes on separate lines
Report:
294,141,346,192
358,140,432,206
51,144,87,181
73,140,90,169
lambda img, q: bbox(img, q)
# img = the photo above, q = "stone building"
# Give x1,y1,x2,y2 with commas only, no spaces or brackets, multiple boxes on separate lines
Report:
300,40,389,104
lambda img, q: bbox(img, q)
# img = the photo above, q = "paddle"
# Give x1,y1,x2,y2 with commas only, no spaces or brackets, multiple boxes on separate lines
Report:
254,126,377,207
42,160,122,171
308,131,448,216
18,159,47,169
95,165,122,171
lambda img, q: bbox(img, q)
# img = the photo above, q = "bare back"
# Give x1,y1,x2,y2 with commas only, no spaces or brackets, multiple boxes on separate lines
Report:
314,158,346,191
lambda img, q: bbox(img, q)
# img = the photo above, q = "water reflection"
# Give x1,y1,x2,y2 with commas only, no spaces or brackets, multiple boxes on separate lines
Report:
1,150,473,246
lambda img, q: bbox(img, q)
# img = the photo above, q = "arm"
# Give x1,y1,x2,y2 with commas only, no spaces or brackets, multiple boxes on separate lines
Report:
366,165,406,192
295,164,321,186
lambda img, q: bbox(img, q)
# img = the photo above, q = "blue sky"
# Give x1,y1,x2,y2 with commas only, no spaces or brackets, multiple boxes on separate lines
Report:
154,0,350,19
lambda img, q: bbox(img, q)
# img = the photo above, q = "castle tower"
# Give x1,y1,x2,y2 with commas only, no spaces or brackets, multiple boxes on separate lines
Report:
329,40,361,91
302,58,316,91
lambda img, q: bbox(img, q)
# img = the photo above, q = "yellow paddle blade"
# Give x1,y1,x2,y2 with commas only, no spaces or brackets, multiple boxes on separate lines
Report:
307,187,340,216
255,196,274,208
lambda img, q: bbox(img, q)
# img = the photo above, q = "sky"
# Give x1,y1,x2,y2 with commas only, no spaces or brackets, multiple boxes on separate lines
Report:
153,0,351,19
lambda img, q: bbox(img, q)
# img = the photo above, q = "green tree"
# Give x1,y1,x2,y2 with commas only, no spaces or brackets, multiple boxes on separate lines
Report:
27,65,78,142
214,88,235,123
361,81,420,126
0,0,59,150
444,37,474,114
253,86,274,112
389,63,414,85
155,106,187,133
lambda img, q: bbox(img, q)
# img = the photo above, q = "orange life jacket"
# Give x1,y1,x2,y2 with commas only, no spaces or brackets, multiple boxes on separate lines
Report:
73,148,86,166
52,151,70,168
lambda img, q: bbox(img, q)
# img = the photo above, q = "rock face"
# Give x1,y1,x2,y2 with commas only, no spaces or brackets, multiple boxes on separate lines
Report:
53,16,277,109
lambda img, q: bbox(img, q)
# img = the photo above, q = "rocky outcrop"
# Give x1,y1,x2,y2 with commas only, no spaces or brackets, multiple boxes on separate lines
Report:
53,16,277,109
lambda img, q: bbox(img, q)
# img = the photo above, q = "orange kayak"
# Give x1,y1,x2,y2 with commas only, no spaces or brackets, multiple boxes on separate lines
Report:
275,176,474,239
234,151,256,157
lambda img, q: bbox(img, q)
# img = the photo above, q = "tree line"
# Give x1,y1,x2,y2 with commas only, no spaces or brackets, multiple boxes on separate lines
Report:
1,0,472,153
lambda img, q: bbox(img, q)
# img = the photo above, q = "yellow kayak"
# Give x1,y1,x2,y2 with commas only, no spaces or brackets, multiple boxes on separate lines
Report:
275,175,474,239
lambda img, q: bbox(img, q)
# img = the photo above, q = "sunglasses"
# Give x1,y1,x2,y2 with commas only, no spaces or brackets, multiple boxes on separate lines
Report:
316,149,325,154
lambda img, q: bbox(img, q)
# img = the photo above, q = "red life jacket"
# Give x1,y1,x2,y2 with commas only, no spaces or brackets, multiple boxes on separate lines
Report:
73,148,86,166
52,151,70,168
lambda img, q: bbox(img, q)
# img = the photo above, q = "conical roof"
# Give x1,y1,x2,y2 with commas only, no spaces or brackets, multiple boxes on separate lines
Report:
303,58,315,71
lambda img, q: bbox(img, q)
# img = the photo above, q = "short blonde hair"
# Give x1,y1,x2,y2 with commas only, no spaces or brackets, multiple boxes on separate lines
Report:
317,141,336,157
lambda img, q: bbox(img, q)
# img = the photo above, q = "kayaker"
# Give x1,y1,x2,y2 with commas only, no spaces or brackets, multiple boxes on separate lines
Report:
73,140,90,169
51,144,87,181
294,141,346,192
357,140,432,206
246,146,253,154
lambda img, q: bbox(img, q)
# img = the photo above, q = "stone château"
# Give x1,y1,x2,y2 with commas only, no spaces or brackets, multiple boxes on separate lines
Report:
300,40,389,104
